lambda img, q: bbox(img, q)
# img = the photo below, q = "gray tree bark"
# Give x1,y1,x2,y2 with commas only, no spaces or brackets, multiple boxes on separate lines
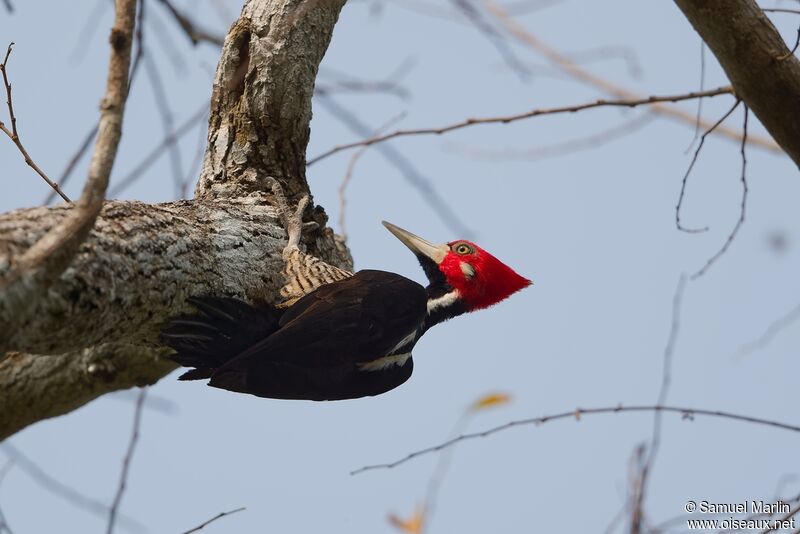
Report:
0,0,349,441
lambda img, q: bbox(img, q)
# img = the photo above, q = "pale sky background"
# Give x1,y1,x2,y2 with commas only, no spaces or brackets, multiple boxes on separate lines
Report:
1,1,800,533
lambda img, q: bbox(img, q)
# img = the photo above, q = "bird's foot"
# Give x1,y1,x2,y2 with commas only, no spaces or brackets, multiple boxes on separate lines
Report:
266,177,318,249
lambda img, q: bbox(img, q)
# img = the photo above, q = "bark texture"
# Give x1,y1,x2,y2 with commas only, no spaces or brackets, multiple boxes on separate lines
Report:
675,0,800,167
196,0,345,201
0,0,349,440
0,0,137,351
0,346,172,441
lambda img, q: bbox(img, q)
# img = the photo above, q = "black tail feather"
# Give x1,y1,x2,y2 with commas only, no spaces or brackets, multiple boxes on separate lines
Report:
162,296,282,380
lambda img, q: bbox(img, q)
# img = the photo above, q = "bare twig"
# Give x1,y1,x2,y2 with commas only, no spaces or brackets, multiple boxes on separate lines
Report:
43,126,98,204
484,0,779,154
0,443,143,530
155,0,224,46
631,275,687,533
110,103,206,196
70,0,110,63
778,27,800,61
106,388,146,534
143,52,185,198
685,40,706,152
503,0,562,15
315,80,410,100
448,0,530,80
445,111,655,161
48,0,145,205
308,87,734,165
0,461,14,534
0,0,137,318
338,112,406,240
315,93,474,237
737,301,800,358
181,111,210,198
0,43,71,202
692,105,749,279
760,503,800,534
352,404,800,474
181,507,246,534
1,0,12,14
762,8,800,15
675,99,741,234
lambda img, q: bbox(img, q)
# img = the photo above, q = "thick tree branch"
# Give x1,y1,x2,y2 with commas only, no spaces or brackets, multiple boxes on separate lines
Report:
0,199,350,355
674,0,800,167
196,0,347,201
0,346,171,441
0,0,352,440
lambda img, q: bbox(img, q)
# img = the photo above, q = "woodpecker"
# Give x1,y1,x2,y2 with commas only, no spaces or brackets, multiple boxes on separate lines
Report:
162,189,531,401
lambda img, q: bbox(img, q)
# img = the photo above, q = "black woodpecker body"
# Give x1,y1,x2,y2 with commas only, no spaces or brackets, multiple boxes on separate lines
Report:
162,221,531,401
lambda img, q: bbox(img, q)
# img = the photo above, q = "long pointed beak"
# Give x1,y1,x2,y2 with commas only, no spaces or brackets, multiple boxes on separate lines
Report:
382,221,448,264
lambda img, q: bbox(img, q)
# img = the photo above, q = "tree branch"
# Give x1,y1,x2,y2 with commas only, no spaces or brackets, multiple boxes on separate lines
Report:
484,0,780,155
196,0,347,201
0,0,353,440
0,0,137,348
0,43,71,203
309,87,734,165
0,346,170,442
352,404,800,474
674,0,800,167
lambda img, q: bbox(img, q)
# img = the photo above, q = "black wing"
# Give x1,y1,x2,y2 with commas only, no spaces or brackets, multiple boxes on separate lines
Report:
161,296,282,380
209,270,427,400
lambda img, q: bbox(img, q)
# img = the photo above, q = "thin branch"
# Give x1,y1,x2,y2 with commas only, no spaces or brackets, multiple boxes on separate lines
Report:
778,27,800,61
43,126,98,205
181,110,210,198
0,461,14,534
109,103,207,196
0,43,71,202
631,274,687,533
181,507,246,534
308,87,734,165
106,388,146,534
762,8,800,15
761,503,800,534
692,105,749,279
675,99,741,234
154,0,225,46
352,404,800,474
315,93,474,238
142,51,185,198
685,40,706,152
445,111,655,161
47,0,146,205
315,80,410,100
0,0,11,14
448,0,530,80
0,0,137,320
0,443,143,530
737,301,800,358
338,111,406,240
484,0,780,154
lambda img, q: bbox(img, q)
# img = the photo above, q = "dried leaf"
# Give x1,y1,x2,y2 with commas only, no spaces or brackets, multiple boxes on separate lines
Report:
388,507,425,533
471,392,512,411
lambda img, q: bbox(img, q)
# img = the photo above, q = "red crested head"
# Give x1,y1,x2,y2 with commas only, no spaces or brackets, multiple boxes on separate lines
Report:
382,221,532,312
438,240,532,311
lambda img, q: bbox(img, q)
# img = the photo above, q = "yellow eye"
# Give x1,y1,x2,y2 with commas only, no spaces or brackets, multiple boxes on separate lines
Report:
455,243,473,255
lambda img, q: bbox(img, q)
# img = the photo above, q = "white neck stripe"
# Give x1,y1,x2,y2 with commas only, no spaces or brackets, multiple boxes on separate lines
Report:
427,291,459,314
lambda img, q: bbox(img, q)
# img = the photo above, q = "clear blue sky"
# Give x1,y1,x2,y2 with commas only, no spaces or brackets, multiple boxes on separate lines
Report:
2,1,799,532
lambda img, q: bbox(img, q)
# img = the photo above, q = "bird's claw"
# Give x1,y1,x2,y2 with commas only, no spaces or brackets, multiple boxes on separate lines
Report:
266,177,310,249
